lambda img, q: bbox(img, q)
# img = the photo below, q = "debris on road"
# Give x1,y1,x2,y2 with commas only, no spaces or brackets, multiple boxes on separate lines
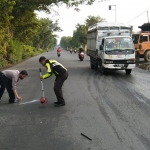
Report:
81,133,92,141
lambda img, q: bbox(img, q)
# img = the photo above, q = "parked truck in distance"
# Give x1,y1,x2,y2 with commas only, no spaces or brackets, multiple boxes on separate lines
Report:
87,22,135,74
132,23,150,62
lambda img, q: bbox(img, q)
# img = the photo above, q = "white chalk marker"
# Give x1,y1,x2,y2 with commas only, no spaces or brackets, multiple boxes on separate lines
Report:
20,100,38,105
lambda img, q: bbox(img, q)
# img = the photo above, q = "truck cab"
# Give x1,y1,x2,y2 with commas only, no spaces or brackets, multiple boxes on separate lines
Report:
132,31,150,62
99,36,135,74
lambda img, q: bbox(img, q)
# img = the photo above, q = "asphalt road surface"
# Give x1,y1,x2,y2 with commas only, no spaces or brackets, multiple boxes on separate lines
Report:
0,50,150,150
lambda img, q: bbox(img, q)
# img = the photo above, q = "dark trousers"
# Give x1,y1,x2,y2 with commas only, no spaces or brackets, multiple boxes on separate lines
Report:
0,73,15,102
54,71,68,104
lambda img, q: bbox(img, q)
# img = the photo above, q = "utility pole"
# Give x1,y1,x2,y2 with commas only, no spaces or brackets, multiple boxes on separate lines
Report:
147,11,149,23
115,5,117,22
109,5,117,22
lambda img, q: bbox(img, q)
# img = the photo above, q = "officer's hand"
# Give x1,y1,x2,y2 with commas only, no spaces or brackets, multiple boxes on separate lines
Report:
40,76,43,79
17,96,22,101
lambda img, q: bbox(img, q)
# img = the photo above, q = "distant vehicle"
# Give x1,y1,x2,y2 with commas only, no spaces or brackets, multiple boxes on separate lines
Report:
132,23,150,62
70,48,72,54
74,49,77,53
87,22,135,74
57,51,61,57
78,52,84,61
57,47,61,57
78,47,84,61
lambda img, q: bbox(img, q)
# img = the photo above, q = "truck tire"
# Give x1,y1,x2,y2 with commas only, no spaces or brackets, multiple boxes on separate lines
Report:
125,69,132,74
135,52,140,63
100,62,106,74
101,66,106,74
95,65,98,69
90,60,94,69
144,51,150,62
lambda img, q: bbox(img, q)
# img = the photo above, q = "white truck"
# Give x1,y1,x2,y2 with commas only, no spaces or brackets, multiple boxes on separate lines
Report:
87,22,135,74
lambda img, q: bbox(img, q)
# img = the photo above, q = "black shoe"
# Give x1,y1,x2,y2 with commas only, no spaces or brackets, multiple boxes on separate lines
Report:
54,103,65,107
54,101,60,104
9,99,19,104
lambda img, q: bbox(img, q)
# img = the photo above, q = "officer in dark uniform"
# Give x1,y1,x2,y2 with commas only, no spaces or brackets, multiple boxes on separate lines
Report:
39,56,69,107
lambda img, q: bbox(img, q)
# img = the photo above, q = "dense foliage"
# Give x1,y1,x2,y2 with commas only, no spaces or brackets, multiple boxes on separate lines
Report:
0,0,95,68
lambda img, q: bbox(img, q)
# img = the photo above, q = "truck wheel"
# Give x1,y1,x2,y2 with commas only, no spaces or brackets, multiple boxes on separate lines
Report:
125,69,132,74
144,51,150,62
100,63,106,74
90,60,94,69
95,65,98,69
135,52,140,63
101,66,107,74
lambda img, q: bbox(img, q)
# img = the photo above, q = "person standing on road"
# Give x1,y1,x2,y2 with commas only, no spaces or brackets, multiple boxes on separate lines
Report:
0,70,28,103
39,56,69,107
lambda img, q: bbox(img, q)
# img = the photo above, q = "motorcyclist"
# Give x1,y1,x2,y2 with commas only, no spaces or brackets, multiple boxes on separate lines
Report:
70,47,72,53
78,46,84,61
78,46,84,53
74,48,77,53
57,47,61,54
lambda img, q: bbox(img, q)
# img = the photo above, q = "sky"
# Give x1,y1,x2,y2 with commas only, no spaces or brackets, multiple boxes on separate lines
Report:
36,0,150,43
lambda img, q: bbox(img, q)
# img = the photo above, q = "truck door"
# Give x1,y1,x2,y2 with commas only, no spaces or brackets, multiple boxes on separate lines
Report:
140,35,149,51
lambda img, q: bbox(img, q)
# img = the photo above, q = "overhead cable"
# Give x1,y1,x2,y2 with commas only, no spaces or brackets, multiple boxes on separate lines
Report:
128,5,150,23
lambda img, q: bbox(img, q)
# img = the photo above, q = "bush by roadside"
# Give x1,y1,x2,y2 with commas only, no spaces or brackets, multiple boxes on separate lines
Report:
0,39,43,68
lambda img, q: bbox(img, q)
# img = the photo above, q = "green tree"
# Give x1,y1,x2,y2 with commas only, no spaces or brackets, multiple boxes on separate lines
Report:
85,15,105,29
65,15,106,50
33,18,61,50
60,36,72,49
10,11,40,45
13,0,96,12
71,30,80,48
71,24,87,49
0,0,15,55
0,0,98,67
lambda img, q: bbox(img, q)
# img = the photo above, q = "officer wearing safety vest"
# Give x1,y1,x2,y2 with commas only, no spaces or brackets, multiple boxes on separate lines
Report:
39,56,69,107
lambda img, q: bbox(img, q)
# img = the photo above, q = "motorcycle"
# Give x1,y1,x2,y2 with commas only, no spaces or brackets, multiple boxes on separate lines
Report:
57,52,61,57
78,52,84,61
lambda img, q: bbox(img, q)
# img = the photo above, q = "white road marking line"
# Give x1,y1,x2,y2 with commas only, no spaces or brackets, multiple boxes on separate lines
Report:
20,100,39,105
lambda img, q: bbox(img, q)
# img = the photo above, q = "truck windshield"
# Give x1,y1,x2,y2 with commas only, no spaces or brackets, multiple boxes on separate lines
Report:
140,35,148,42
105,37,134,51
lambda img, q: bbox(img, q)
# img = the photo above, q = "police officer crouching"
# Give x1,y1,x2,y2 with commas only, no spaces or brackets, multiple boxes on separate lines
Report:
39,56,69,107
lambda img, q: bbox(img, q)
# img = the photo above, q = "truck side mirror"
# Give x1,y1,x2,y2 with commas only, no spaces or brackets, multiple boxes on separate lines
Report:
99,45,103,50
